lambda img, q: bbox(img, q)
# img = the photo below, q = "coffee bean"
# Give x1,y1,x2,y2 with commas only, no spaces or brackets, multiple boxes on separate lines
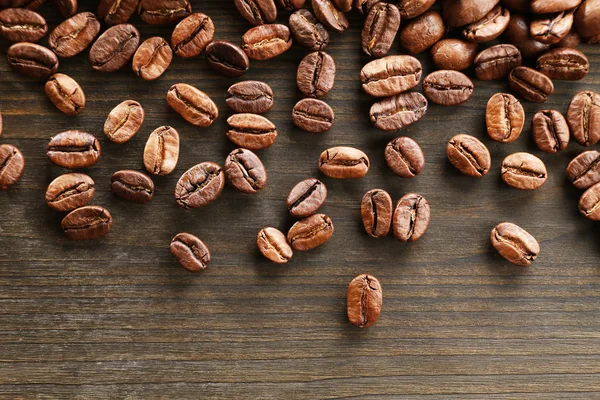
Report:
132,37,172,81
531,10,574,44
143,126,179,176
532,0,581,13
61,205,112,241
333,0,351,11
175,162,225,209
361,189,392,238
319,146,369,179
111,170,154,204
490,222,540,266
287,178,327,218
532,110,569,153
52,0,76,18
235,0,277,26
384,137,424,178
166,83,218,128
312,0,349,32
97,0,138,25
397,0,435,18
224,148,268,194
501,152,548,190
287,213,334,250
170,232,211,272
580,182,600,220
504,14,550,58
0,144,24,190
0,8,46,42
361,2,400,57
354,0,381,14
360,55,422,97
292,98,335,133
0,0,45,9
241,23,292,60
575,0,600,38
508,66,554,103
257,227,293,264
430,39,478,71
370,92,427,131
568,90,600,147
297,51,335,98
205,40,249,78
89,23,139,72
474,44,522,80
398,10,444,55
47,131,100,169
226,81,273,114
138,0,191,25
44,73,85,116
104,100,144,144
226,113,277,150
347,274,382,328
536,48,589,80
502,0,530,13
48,12,100,58
555,30,581,48
7,42,58,79
446,134,491,178
171,13,214,58
423,70,474,106
462,5,510,43
443,0,500,27
45,173,94,212
486,93,524,143
276,0,305,9
289,9,329,51
567,150,600,189
392,193,430,242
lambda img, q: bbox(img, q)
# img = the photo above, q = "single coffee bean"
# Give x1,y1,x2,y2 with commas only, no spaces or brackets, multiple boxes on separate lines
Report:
354,0,381,14
0,144,24,190
430,39,478,71
175,162,225,209
224,148,268,193
52,0,76,18
568,90,600,147
226,81,273,114
384,137,424,178
297,51,335,98
567,150,600,189
97,0,138,26
531,10,574,45
111,170,154,204
579,182,600,220
132,37,172,81
312,0,349,33
370,92,427,131
333,0,351,12
292,98,335,133
443,0,500,27
226,113,277,150
166,83,218,128
532,0,581,14
508,66,554,103
205,40,249,78
170,233,211,272
171,12,214,58
47,131,100,169
45,173,94,212
7,42,58,79
501,152,548,190
361,2,400,57
0,0,46,9
289,9,328,51
62,206,112,241
89,23,139,72
474,44,522,80
393,193,430,242
287,213,334,251
319,146,369,179
462,5,510,43
486,93,524,143
241,24,292,60
575,0,600,38
143,126,179,176
502,0,529,12
257,227,293,264
398,10,444,55
276,0,305,10
0,8,46,42
44,73,85,116
235,0,277,26
490,222,540,266
446,134,491,178
48,12,100,58
397,0,434,18
536,48,589,80
138,0,191,25
504,14,550,58
423,70,474,106
347,274,382,328
360,55,422,97
286,178,327,218
361,189,392,238
104,100,144,144
532,110,569,153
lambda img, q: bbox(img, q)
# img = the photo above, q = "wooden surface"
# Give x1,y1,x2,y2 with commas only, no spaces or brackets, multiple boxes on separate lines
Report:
1,1,600,398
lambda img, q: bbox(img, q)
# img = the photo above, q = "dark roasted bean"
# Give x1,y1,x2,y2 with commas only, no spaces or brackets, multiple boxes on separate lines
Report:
508,66,554,103
143,126,179,176
276,0,305,9
0,144,24,190
170,233,211,271
48,12,100,58
287,213,334,250
384,137,425,178
361,189,392,238
555,30,581,48
318,146,369,179
575,0,600,38
536,48,589,80
370,92,427,131
46,131,100,169
7,42,58,79
226,81,273,114
532,110,569,153
423,70,474,106
89,23,139,72
392,193,430,242
205,40,249,78
347,274,382,328
474,44,522,80
360,55,422,97
224,148,268,193
292,98,335,133
501,152,548,190
97,0,139,26
486,93,524,143
530,10,574,45
111,170,154,204
132,37,172,80
171,12,214,58
532,0,581,14
289,9,328,51
138,0,191,25
567,150,600,190
312,0,349,33
504,14,550,58
446,134,491,178
431,39,478,71
226,113,277,150
61,206,112,241
234,0,277,26
579,182,600,221
44,73,85,116
568,90,600,147
462,5,510,43
397,0,434,18
0,8,46,42
241,23,292,60
175,162,225,209
257,227,293,263
398,10,444,55
45,173,94,212
166,83,218,128
361,2,400,57
52,0,77,18
286,178,327,218
490,222,540,266
104,100,144,144
296,51,335,98
442,0,500,27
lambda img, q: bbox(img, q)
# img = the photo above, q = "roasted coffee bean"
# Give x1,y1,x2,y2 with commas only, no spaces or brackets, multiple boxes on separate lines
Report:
171,13,214,58
287,213,334,250
319,146,369,179
579,182,600,220
286,178,327,218
333,0,351,11
7,42,58,79
443,0,500,27
143,126,179,176
297,51,335,98
575,0,600,38
384,136,424,178
486,93,524,143
45,173,94,212
423,70,474,106
360,55,422,97
226,113,277,150
104,100,144,144
446,134,491,178
52,0,76,18
502,0,529,12
0,144,24,190
347,274,382,328
504,14,550,58
44,73,85,116
0,8,46,42
89,24,139,72
531,10,574,45
235,0,277,26
361,2,400,57
138,0,191,25
292,98,335,133
0,0,46,9
354,0,381,14
532,0,581,14
398,10,444,55
48,12,100,58
501,152,548,190
312,0,348,32
289,9,328,51
62,206,112,241
555,30,581,48
175,162,224,209
567,150,600,189
361,189,392,238
532,110,569,153
490,222,539,266
508,66,554,103
132,36,172,80
170,233,211,272
166,83,218,128
474,44,522,80
257,227,293,263
111,170,154,204
430,39,478,71
462,5,510,42
47,131,100,169
241,23,292,60
276,0,305,9
393,193,430,242
205,40,249,78
536,48,589,80
226,81,273,114
370,92,427,131
397,0,434,18
568,90,600,147
97,0,138,26
224,148,268,193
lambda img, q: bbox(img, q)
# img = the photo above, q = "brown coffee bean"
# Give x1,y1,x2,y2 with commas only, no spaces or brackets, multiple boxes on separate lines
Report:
292,98,335,133
384,137,424,178
287,213,334,251
45,173,94,212
44,73,85,116
491,222,540,266
0,0,46,9
52,0,76,18
474,44,522,80
397,0,434,18
555,30,581,48
568,90,600,147
289,9,328,51
579,182,600,220
111,170,154,204
504,14,550,58
486,93,524,143
235,0,277,26
443,0,500,27
423,70,474,106
104,100,144,144
62,206,112,241
530,9,574,45
7,42,58,79
361,189,392,238
296,51,335,98
48,12,100,58
276,0,305,9
347,274,382,328
532,0,581,13
166,83,218,127
175,162,225,209
575,0,600,38
132,37,172,81
143,126,179,176
312,0,349,33
532,110,569,153
241,24,292,60
398,10,444,55
89,24,139,72
0,144,24,190
536,48,589,80
97,0,138,25
360,55,422,98
501,152,548,190
370,92,428,131
47,131,100,169
226,81,273,114
462,5,510,42
171,13,214,58
205,40,249,78
170,233,211,272
393,193,430,242
333,0,351,11
257,227,293,264
446,134,491,178
226,113,277,150
361,2,400,57
286,178,327,218
318,146,369,179
508,66,554,103
568,150,600,189
224,148,268,193
354,0,381,14
138,0,191,25
430,39,478,71
0,8,46,42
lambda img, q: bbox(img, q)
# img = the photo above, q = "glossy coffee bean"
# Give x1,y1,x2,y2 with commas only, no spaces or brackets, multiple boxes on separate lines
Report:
532,110,569,153
132,37,172,81
423,70,474,106
292,98,334,133
491,222,539,266
170,233,211,272
48,12,100,58
104,100,144,144
289,9,328,51
226,81,273,114
7,42,58,79
530,10,573,45
508,66,554,103
47,131,100,169
206,40,249,78
61,206,112,241
575,0,600,38
111,170,154,204
462,5,510,42
393,193,430,242
224,148,268,193
257,227,293,264
171,13,214,58
398,10,444,55
276,0,305,9
52,0,77,18
235,0,277,26
286,178,327,218
167,83,218,128
501,152,548,190
347,274,382,328
361,2,400,57
580,182,600,220
45,173,94,212
532,0,581,14
0,144,24,190
370,92,427,131
443,0,500,27
287,213,334,251
44,73,85,116
226,113,277,150
486,93,524,143
567,150,600,190
360,55,422,97
361,189,392,238
385,137,424,178
0,8,46,42
143,126,179,176
430,39,478,71
397,0,434,18
241,24,292,60
536,48,589,80
474,44,522,80
446,134,491,178
138,0,191,25
297,51,335,98
89,23,139,72
568,90,600,147
333,0,351,12
97,0,138,26
318,146,369,179
312,0,349,33
504,14,550,58
175,162,225,209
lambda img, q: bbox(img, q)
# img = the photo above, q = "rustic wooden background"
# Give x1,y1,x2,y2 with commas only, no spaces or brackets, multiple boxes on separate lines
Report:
0,1,599,398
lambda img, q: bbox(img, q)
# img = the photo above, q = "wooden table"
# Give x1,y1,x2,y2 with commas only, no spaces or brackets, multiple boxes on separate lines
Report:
1,1,599,398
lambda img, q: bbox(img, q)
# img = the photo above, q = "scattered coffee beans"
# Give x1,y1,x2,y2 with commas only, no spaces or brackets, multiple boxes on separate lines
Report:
286,178,327,218
171,13,214,58
287,213,334,250
430,39,478,71
226,81,274,114
579,182,600,220
289,9,329,51
361,189,392,238
361,2,400,57
446,134,491,178
47,131,100,169
347,274,382,328
536,48,589,80
7,42,58,79
486,93,524,143
532,110,570,153
360,55,422,98
393,193,430,242
205,40,250,78
385,137,425,178
474,44,522,80
138,0,191,25
48,12,100,58
143,126,179,176
398,10,444,55
508,66,554,103
111,170,154,204
0,8,46,42
370,92,428,131
257,227,293,264
0,144,25,190
61,205,112,241
226,113,278,150
292,98,335,133
104,100,144,144
89,23,139,72
167,83,218,128
491,222,540,266
175,162,225,209
501,152,548,190
170,232,211,272
297,51,336,98
423,70,474,106
132,37,173,80
44,73,85,116
567,150,600,190
241,23,292,60
45,173,94,212
319,146,370,179
225,148,268,193
568,90,600,146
